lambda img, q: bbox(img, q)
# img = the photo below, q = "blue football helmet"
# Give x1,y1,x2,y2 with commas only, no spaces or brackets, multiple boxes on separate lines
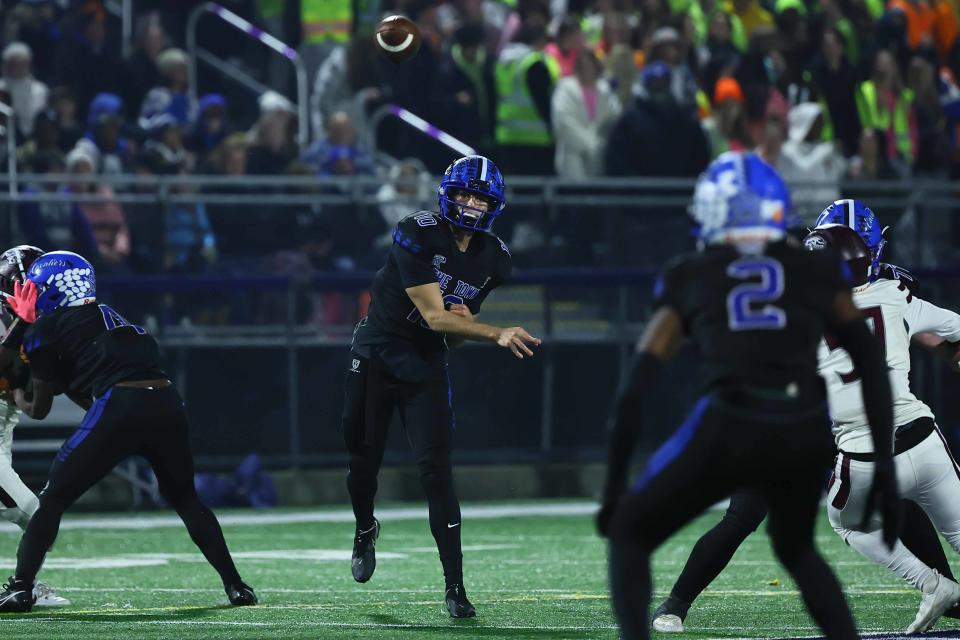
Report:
437,155,506,232
26,251,96,317
690,151,792,246
814,199,884,278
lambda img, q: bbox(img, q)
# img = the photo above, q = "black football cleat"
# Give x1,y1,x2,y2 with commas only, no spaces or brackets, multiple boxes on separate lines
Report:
444,583,476,618
225,582,257,606
352,519,380,583
0,578,34,613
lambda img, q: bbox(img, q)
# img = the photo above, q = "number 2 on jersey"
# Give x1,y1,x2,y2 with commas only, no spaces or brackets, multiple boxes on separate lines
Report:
99,304,146,335
726,257,786,331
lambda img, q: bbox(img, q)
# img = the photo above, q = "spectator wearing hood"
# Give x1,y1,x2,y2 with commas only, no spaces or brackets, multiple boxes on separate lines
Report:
777,102,847,221
1,42,48,137
551,49,621,178
187,93,231,155
79,92,134,175
605,61,710,177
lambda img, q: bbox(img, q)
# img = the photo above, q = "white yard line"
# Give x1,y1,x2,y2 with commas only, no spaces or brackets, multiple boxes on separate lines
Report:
40,587,918,597
0,502,598,532
9,618,620,631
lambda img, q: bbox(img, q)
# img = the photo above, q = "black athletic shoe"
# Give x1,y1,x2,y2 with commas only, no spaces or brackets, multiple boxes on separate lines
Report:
652,595,691,632
351,518,380,583
0,578,34,613
225,582,258,606
444,583,476,618
944,602,960,619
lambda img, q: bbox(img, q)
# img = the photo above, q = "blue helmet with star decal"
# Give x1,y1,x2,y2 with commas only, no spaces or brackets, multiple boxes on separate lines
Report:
437,155,506,232
26,251,96,317
690,151,791,247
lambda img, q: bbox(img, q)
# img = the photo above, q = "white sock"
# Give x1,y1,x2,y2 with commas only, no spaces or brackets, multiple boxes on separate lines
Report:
845,529,940,593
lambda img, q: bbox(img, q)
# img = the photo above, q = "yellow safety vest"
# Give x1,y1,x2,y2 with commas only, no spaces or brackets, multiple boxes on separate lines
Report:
855,80,914,161
495,48,560,146
302,0,351,44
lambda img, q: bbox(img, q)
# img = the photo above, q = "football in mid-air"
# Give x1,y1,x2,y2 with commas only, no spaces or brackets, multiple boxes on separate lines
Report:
375,15,421,64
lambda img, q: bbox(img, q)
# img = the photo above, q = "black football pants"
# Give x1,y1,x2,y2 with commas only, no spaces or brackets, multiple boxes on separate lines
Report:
342,351,463,587
606,393,858,640
15,385,243,588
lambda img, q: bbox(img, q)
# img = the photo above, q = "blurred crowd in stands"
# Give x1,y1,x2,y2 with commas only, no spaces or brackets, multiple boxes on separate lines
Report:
0,0,958,302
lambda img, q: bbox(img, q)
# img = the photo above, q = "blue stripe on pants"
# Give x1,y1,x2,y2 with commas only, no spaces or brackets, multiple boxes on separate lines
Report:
57,388,114,462
446,369,455,430
631,395,711,494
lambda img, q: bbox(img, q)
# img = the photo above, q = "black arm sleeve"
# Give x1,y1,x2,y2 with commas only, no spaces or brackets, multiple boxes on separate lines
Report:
526,61,553,129
834,318,894,461
603,351,665,500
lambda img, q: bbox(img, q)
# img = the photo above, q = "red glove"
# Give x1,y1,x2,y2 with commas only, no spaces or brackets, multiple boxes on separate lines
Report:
5,280,38,324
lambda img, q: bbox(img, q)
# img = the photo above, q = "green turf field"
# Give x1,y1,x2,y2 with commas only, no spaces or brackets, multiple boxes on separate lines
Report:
0,500,952,639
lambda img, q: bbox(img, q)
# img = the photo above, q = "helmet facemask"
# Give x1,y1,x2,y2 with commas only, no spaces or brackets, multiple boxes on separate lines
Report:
439,186,501,232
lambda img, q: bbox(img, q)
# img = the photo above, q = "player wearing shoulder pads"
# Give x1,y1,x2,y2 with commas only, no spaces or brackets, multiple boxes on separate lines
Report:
342,155,540,618
808,225,960,633
599,152,895,640
0,251,256,613
0,246,69,606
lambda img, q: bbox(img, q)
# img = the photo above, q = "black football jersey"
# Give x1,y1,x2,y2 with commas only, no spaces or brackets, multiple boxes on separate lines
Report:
23,303,166,399
655,240,851,395
353,211,513,381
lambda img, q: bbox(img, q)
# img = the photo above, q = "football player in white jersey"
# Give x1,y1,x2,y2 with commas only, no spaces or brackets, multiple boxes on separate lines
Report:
807,225,960,633
0,246,69,606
